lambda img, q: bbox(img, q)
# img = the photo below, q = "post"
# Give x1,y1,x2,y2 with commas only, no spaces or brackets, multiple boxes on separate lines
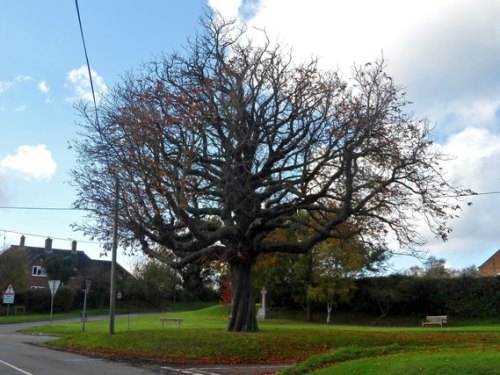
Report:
261,287,267,311
50,294,55,324
82,279,91,332
48,280,61,324
109,178,119,335
257,287,269,320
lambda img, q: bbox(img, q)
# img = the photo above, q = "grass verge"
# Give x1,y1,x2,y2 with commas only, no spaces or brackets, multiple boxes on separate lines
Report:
21,304,500,368
312,349,500,374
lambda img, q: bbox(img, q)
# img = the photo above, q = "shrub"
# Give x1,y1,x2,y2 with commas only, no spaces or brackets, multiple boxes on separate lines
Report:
25,289,51,313
53,286,76,312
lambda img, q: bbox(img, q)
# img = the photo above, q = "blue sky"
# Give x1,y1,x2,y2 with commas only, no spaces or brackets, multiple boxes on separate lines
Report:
1,0,499,272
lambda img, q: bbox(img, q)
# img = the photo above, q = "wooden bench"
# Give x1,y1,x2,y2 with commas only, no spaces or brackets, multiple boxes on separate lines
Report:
422,315,447,327
160,318,183,328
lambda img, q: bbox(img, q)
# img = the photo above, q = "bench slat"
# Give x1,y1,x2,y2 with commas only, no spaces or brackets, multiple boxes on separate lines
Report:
422,315,447,327
159,318,183,328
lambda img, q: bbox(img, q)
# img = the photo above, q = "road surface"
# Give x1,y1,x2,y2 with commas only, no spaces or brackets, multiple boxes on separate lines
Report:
0,319,154,374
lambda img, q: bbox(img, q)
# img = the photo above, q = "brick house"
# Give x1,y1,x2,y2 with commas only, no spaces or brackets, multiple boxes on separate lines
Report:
478,249,500,276
5,236,131,290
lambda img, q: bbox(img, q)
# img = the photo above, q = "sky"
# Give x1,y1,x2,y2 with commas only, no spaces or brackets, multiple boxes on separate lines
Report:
1,0,499,273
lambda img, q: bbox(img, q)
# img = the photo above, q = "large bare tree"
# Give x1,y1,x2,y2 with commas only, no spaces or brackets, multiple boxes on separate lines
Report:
71,16,470,331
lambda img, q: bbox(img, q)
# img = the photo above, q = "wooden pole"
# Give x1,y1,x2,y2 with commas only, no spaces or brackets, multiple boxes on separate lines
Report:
109,178,119,335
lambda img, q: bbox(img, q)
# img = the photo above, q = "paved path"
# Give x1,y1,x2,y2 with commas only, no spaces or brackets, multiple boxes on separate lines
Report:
0,318,289,375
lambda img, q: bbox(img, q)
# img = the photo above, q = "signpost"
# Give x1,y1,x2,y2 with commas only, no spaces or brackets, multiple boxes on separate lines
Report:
82,279,92,332
48,280,61,324
2,285,15,317
117,291,130,331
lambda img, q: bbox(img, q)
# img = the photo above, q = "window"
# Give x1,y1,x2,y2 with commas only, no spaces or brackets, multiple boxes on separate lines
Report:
32,265,47,277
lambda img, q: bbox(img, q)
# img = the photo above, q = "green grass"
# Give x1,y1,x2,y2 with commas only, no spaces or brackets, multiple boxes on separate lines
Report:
0,301,214,325
20,304,500,369
313,350,500,374
0,311,80,324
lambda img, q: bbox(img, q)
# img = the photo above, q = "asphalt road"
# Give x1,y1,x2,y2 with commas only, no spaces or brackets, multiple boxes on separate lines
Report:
0,318,289,375
0,319,155,375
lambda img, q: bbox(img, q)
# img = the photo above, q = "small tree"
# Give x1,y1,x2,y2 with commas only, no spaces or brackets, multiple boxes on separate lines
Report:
307,239,378,324
220,279,232,306
45,255,74,284
128,257,182,306
0,248,30,291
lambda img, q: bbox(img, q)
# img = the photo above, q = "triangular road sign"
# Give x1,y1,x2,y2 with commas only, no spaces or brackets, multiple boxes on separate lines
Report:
48,280,61,297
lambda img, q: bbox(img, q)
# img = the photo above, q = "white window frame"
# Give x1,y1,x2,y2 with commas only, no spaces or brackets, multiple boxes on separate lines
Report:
32,265,47,277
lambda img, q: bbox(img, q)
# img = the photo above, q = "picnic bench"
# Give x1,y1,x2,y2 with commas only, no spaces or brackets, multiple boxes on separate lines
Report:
422,315,447,327
160,317,183,328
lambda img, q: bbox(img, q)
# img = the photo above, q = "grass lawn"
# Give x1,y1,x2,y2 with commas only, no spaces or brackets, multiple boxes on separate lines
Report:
0,311,79,324
21,304,500,373
312,350,500,375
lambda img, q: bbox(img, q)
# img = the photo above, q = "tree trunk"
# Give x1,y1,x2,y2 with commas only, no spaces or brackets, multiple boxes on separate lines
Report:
227,261,258,332
326,302,332,324
306,301,313,322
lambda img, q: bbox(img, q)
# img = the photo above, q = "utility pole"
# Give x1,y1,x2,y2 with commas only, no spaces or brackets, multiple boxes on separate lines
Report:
109,178,119,335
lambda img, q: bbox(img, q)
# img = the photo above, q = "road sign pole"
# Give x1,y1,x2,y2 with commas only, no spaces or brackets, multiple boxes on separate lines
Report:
50,295,55,324
109,178,119,335
82,279,91,332
47,280,61,324
3,284,15,317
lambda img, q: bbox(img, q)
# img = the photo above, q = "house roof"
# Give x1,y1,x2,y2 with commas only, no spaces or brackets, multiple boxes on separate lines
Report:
7,245,131,278
478,249,500,269
10,244,91,264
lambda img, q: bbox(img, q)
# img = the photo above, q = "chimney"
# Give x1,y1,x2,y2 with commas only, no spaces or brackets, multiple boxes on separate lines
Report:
71,240,77,254
20,235,26,247
45,237,53,253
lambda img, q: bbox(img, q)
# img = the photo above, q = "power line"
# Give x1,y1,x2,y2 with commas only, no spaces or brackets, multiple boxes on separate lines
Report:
0,206,82,211
74,0,99,122
0,190,497,212
471,191,500,196
0,228,100,245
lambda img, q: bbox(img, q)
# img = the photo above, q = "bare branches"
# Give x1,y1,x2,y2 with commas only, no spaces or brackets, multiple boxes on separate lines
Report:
71,15,469,267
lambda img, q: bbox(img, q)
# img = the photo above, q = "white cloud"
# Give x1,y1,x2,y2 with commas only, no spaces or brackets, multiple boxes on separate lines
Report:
13,104,27,112
209,0,500,264
0,145,57,181
413,128,500,257
208,0,242,19
38,81,50,94
0,74,33,94
65,66,108,104
15,74,32,82
441,128,500,190
0,80,12,93
211,0,500,133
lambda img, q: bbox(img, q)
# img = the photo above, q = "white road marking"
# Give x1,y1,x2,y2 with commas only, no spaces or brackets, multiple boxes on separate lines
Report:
161,367,215,375
186,370,219,375
0,359,33,375
161,365,286,374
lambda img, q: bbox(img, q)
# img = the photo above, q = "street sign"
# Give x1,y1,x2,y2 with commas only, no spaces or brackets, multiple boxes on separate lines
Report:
48,280,61,324
48,280,61,297
3,285,15,304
